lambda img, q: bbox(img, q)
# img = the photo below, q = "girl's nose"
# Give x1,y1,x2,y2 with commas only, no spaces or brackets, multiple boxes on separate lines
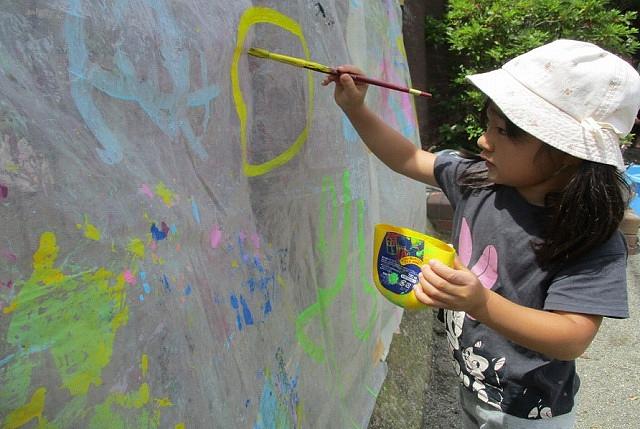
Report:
477,133,492,152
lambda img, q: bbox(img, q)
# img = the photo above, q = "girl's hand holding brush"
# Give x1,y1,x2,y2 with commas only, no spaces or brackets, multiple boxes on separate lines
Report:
321,65,369,115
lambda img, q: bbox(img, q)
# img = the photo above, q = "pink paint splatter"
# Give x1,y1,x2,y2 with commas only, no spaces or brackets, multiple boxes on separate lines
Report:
401,93,415,123
1,249,17,263
123,270,137,285
139,184,154,199
210,225,222,249
249,233,261,249
0,183,8,201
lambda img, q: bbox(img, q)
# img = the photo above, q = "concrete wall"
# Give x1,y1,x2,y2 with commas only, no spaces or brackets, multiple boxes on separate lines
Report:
368,2,448,427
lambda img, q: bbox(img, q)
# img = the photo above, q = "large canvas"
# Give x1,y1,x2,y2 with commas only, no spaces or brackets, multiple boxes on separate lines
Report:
0,1,426,427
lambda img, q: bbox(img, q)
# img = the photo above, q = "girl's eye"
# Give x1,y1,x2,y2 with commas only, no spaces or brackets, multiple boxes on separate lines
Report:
487,123,507,136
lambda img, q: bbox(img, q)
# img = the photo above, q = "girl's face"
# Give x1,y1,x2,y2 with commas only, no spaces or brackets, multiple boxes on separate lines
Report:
477,104,578,205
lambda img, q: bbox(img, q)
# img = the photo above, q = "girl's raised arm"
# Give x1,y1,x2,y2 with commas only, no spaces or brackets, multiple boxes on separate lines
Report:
322,66,438,187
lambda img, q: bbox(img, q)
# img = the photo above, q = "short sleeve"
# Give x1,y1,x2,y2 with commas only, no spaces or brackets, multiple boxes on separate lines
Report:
544,232,629,319
433,152,476,209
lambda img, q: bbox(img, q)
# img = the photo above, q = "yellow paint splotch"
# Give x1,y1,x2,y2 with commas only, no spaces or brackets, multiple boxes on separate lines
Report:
5,232,129,402
141,354,149,377
88,355,174,428
231,7,314,177
31,231,64,286
155,182,177,207
127,238,145,260
2,301,17,314
76,214,101,241
2,387,46,429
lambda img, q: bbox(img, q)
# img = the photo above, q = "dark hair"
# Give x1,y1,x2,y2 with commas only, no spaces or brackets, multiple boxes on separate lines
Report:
460,101,631,268
538,162,630,266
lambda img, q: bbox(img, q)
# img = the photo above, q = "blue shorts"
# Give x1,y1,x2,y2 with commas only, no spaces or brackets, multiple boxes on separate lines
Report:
458,385,576,429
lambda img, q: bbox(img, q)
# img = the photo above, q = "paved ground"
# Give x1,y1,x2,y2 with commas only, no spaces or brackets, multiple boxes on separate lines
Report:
575,254,640,428
420,254,640,428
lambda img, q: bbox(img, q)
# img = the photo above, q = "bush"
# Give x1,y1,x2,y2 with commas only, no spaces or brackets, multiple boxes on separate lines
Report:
424,0,639,152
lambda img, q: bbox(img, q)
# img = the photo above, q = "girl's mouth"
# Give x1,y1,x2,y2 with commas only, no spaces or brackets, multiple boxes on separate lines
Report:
480,154,495,168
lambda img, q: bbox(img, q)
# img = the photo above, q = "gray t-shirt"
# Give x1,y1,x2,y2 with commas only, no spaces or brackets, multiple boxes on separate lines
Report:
434,153,629,419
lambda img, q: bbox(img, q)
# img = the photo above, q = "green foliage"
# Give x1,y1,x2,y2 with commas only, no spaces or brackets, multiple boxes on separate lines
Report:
425,0,640,152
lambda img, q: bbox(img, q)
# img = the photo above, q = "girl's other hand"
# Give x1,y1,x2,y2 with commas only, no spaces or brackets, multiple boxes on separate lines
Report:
321,65,368,114
414,257,489,317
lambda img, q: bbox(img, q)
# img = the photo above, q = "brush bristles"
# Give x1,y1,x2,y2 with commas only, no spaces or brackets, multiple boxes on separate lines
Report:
247,47,270,58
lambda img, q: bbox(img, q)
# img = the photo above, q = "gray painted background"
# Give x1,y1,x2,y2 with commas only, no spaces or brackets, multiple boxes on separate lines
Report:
0,1,426,427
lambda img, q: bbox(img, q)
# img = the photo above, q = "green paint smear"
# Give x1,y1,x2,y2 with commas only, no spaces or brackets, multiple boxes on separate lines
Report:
1,232,177,428
351,199,378,341
296,171,352,363
89,383,168,429
1,232,129,423
296,170,378,352
388,272,399,285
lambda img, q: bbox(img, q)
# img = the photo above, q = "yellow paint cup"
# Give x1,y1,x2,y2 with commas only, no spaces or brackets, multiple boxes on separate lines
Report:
373,224,456,310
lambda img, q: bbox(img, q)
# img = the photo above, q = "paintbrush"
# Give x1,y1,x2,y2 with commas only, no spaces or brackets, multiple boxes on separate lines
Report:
247,47,432,98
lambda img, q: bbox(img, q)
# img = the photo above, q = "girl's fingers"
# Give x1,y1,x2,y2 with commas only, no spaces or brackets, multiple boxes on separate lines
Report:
426,258,473,287
413,282,450,309
421,263,454,293
415,273,450,307
321,74,339,86
339,73,358,92
336,64,364,75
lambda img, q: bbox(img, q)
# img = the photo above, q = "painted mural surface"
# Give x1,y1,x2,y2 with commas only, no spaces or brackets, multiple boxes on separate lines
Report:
0,1,425,427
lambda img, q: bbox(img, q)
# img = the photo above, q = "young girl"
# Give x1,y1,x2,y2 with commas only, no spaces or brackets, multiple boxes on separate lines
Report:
323,39,640,427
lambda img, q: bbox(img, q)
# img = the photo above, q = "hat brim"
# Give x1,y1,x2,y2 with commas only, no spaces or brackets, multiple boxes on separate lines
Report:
467,69,624,170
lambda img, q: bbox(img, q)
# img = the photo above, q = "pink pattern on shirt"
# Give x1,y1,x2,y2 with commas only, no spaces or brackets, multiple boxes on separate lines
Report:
459,218,498,290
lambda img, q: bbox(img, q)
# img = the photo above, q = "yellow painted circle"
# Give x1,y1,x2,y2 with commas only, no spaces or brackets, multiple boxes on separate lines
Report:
231,7,314,177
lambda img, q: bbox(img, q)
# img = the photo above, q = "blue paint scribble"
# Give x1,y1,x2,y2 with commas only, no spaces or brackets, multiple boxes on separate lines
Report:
191,199,201,224
64,0,220,164
231,294,243,331
240,295,254,326
226,244,280,344
254,256,265,273
263,300,272,316
389,92,415,138
342,114,358,143
238,235,251,263
254,379,287,429
213,292,222,305
150,223,167,241
254,370,299,429
258,274,275,294
162,274,171,292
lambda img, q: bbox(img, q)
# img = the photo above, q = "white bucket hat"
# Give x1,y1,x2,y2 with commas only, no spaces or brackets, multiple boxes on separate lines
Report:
467,39,640,170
